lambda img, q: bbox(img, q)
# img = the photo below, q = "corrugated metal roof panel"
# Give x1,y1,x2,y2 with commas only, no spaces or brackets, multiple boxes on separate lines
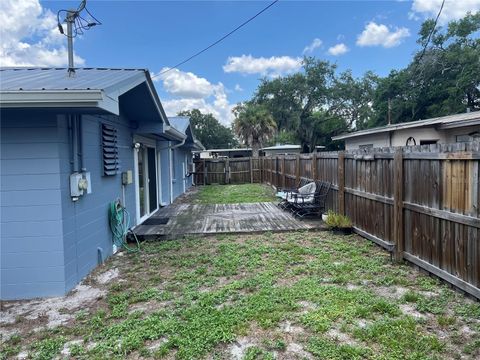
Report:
0,67,146,91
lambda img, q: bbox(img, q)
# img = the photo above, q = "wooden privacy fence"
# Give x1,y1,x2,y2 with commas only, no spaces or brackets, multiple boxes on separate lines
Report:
193,157,261,185
261,143,480,298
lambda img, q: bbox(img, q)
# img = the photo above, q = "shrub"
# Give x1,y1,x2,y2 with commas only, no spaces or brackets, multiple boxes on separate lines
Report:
324,211,352,229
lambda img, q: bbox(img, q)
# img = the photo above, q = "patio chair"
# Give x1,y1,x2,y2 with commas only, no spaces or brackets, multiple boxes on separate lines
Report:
278,180,316,210
288,180,331,218
277,178,311,208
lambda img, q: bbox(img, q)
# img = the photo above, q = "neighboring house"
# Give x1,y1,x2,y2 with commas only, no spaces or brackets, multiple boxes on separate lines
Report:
194,148,253,159
332,112,480,150
0,67,202,300
260,144,302,156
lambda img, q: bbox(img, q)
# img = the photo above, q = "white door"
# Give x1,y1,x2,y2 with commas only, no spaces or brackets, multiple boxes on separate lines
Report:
134,144,159,224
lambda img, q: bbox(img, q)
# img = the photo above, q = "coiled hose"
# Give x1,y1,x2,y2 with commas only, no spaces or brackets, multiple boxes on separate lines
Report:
109,200,140,253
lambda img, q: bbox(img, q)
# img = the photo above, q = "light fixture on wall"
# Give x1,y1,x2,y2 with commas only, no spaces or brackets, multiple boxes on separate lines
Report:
133,142,142,150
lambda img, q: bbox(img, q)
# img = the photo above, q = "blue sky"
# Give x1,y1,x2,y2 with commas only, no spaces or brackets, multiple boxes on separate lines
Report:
2,1,479,124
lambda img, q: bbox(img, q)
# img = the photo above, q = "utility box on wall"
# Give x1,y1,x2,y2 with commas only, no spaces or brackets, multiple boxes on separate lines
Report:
122,170,133,185
70,172,92,199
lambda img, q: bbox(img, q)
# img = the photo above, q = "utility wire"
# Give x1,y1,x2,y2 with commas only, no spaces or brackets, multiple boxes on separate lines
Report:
151,0,279,79
414,0,445,69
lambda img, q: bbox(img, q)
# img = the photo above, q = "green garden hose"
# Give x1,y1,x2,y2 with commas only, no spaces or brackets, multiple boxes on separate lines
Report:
109,200,140,252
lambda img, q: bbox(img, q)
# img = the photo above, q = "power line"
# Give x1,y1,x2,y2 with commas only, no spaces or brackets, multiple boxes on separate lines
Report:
151,0,279,79
414,0,445,68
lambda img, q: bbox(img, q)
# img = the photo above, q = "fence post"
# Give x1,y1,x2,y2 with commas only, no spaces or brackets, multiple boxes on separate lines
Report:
261,157,264,183
338,152,345,215
274,156,278,187
393,149,404,262
225,158,229,184
203,159,207,185
296,154,300,184
312,152,317,181
250,157,254,183
282,156,286,188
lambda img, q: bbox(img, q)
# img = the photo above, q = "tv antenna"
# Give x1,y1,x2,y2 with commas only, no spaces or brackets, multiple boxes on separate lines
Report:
57,0,102,76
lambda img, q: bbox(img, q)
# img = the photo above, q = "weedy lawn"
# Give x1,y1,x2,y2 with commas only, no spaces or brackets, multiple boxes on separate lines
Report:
1,231,479,360
193,184,276,204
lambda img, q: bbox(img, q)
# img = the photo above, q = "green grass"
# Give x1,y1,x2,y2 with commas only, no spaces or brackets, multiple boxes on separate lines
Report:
2,231,478,360
194,184,276,204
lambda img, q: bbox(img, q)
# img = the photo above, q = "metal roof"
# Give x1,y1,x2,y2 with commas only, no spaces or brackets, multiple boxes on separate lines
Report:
204,148,252,152
0,67,170,124
332,111,480,141
168,116,190,135
0,67,146,91
261,144,301,150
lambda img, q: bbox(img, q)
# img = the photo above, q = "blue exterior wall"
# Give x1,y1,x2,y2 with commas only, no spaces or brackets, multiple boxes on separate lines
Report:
171,146,193,201
158,141,171,205
59,114,137,292
1,112,66,299
1,110,193,300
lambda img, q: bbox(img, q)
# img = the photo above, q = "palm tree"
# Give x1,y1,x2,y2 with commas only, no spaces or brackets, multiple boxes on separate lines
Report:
233,103,277,157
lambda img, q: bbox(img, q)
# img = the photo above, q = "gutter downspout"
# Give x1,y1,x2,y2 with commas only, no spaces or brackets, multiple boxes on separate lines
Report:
78,115,85,171
72,114,79,173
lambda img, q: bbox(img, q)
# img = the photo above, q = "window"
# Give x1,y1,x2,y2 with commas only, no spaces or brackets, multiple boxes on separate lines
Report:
456,133,479,142
420,140,438,145
359,144,373,149
101,123,120,176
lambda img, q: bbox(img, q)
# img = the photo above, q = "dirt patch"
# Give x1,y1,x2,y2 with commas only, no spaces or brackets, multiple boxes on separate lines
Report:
279,320,305,335
346,284,361,291
128,300,172,315
146,337,169,351
285,342,313,359
399,304,427,320
60,339,83,357
297,301,318,314
0,284,105,329
373,286,409,300
95,268,119,284
276,275,304,287
357,319,371,329
229,337,258,360
326,328,359,346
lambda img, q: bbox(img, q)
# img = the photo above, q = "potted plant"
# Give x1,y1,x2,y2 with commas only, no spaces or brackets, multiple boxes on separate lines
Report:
324,210,353,235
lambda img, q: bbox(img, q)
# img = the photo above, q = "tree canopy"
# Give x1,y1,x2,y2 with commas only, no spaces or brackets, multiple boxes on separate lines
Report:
232,103,276,157
177,109,237,150
240,13,479,152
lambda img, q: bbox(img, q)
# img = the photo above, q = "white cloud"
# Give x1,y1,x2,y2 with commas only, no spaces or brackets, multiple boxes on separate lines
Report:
153,68,216,99
410,0,480,24
234,84,244,92
155,68,234,125
327,43,349,56
223,55,302,77
303,38,323,54
0,0,85,67
356,22,410,48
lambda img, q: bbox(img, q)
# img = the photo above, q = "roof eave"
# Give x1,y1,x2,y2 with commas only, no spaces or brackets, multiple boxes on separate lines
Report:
163,125,187,141
0,89,119,114
144,71,170,126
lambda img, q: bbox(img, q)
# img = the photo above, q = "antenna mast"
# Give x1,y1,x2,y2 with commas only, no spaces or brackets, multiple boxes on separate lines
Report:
66,10,76,76
57,0,101,77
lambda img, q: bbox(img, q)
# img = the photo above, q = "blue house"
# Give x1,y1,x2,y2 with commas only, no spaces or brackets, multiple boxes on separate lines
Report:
0,68,203,300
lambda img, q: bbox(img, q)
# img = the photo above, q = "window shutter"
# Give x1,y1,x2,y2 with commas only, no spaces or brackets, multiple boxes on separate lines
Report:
102,123,120,175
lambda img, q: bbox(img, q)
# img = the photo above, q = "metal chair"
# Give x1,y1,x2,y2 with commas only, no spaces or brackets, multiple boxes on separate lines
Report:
289,181,331,218
278,178,313,210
